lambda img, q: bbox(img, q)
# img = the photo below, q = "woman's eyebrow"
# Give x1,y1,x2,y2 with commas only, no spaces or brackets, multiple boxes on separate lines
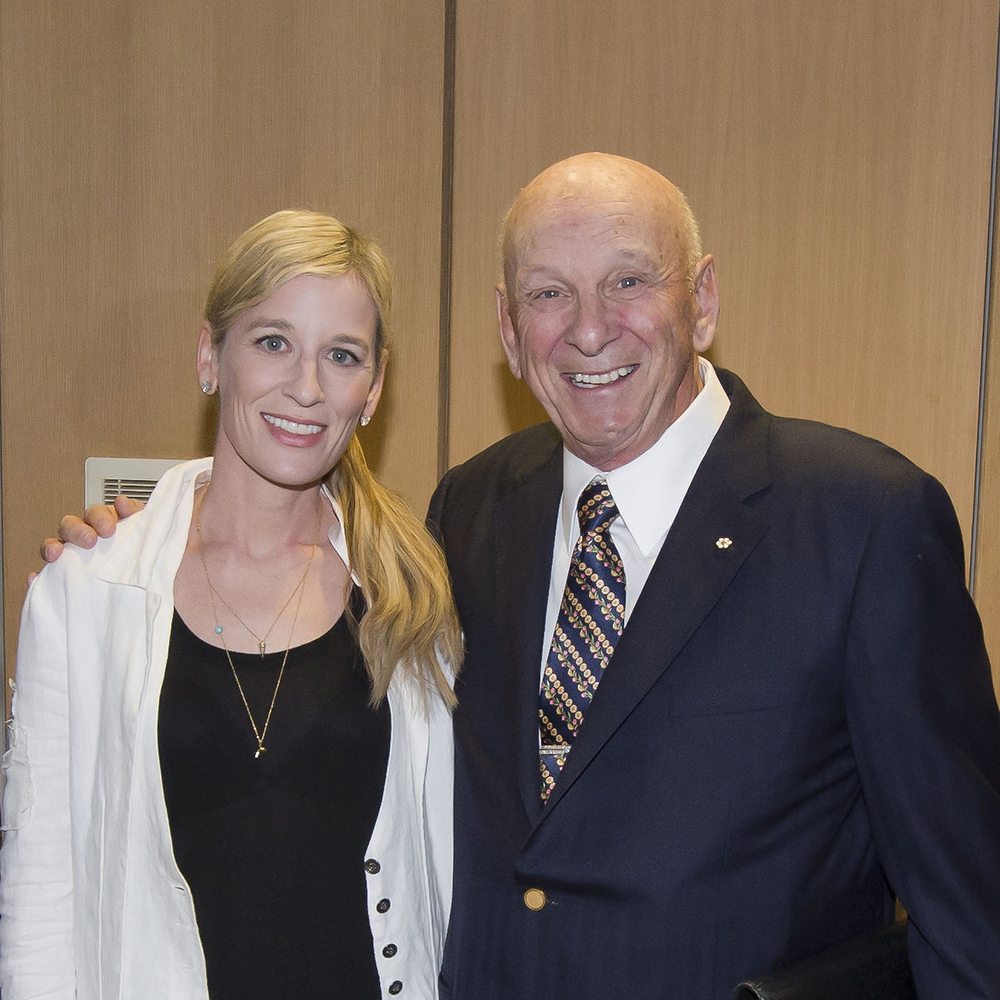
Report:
245,317,295,332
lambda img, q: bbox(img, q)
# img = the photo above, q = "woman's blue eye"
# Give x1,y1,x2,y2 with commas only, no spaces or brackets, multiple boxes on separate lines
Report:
260,336,285,351
331,349,358,365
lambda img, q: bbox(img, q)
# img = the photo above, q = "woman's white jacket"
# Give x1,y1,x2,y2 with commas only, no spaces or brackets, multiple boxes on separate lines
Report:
0,458,454,999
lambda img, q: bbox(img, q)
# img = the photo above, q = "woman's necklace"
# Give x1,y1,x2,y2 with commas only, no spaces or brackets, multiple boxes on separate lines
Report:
194,489,323,758
199,537,312,658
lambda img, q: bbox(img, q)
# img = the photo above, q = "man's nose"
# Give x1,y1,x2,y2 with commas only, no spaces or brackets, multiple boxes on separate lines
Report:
565,292,619,356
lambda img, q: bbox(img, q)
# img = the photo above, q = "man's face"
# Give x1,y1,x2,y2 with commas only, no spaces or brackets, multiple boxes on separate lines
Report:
498,166,717,471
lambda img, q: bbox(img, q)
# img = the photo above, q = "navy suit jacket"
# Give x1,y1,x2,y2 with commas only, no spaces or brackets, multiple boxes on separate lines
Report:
429,369,1000,999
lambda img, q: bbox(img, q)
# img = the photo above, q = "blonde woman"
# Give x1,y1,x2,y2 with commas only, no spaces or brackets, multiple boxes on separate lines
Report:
0,211,462,1000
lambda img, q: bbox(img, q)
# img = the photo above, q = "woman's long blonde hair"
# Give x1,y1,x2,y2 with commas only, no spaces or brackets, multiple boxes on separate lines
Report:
204,210,461,706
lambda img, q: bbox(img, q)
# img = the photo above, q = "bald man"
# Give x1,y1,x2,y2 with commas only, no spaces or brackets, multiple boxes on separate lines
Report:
428,154,1000,998
49,154,1000,998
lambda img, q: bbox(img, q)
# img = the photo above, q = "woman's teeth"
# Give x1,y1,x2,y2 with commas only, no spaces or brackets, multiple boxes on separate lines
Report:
262,414,323,435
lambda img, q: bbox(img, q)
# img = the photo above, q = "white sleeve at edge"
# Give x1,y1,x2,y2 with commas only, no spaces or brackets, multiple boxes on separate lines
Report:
0,570,77,999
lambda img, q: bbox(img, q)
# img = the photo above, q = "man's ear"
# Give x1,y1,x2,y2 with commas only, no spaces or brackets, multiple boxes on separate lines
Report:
496,285,523,380
692,255,719,353
196,322,219,390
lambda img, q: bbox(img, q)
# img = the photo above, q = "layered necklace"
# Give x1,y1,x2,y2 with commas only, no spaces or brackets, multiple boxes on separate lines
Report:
194,488,323,758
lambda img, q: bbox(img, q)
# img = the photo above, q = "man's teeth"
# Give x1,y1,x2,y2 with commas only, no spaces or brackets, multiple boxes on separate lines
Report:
262,414,324,435
570,366,636,386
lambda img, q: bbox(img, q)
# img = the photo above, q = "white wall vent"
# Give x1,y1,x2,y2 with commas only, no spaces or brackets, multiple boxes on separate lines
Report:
85,457,185,508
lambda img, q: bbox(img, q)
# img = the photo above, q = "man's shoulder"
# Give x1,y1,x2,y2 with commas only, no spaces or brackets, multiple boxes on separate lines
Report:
444,423,562,492
428,423,561,535
719,368,934,492
766,411,931,492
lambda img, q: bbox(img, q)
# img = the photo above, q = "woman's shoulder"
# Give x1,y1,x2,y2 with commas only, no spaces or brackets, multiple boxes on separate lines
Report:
32,457,211,594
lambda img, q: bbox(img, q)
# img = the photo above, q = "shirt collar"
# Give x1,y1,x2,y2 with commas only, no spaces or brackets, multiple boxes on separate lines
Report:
559,357,731,555
321,484,361,586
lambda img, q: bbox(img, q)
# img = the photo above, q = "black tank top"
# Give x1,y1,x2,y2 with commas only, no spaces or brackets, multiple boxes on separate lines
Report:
158,594,390,1000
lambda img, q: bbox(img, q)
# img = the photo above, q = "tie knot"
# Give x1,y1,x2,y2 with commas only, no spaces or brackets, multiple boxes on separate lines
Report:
577,478,619,536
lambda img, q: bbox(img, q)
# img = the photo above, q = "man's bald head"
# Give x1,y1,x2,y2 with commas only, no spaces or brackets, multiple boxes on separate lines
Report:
494,151,719,471
501,153,703,301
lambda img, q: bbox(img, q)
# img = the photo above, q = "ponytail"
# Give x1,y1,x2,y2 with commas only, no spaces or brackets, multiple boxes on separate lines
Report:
331,437,461,707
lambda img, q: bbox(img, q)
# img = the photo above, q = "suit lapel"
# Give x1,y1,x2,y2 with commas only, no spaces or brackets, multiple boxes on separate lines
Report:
493,444,563,825
539,371,773,816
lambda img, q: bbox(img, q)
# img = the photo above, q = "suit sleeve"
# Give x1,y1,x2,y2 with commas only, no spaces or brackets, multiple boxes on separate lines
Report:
426,467,455,540
844,471,1000,998
0,568,77,999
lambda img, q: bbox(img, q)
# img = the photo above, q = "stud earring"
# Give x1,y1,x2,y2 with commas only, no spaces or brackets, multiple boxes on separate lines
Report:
359,415,371,427
200,381,214,394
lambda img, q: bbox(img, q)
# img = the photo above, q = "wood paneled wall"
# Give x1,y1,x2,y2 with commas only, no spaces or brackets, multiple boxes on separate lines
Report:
448,0,1000,691
979,223,1000,691
2,0,998,695
0,0,446,678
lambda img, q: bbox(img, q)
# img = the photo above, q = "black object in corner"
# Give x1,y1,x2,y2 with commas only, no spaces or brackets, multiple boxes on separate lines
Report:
732,921,916,1000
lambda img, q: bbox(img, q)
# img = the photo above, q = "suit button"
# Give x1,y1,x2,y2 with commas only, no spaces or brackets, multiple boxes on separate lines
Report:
364,858,381,875
376,898,391,913
523,888,547,910
382,943,398,958
388,981,403,994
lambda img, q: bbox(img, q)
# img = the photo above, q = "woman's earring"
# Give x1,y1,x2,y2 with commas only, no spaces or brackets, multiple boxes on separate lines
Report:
201,381,214,394
359,414,371,427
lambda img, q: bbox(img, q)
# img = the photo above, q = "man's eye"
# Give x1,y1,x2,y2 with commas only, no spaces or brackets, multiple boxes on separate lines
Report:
537,289,561,299
618,276,640,289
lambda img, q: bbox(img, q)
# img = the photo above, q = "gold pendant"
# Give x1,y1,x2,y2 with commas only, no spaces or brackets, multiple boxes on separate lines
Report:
259,640,266,656
255,746,266,758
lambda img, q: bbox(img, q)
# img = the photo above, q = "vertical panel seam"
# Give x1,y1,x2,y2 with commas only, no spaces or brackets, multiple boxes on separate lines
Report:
437,0,457,481
0,195,5,691
971,6,1000,597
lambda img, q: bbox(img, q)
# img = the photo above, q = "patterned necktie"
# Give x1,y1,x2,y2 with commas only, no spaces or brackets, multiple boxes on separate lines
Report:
539,478,626,801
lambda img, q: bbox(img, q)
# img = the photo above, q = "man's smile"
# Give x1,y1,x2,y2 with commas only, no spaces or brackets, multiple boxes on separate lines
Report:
568,365,637,387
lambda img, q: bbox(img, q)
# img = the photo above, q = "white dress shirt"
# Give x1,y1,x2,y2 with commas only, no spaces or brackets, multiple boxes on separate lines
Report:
541,357,731,677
